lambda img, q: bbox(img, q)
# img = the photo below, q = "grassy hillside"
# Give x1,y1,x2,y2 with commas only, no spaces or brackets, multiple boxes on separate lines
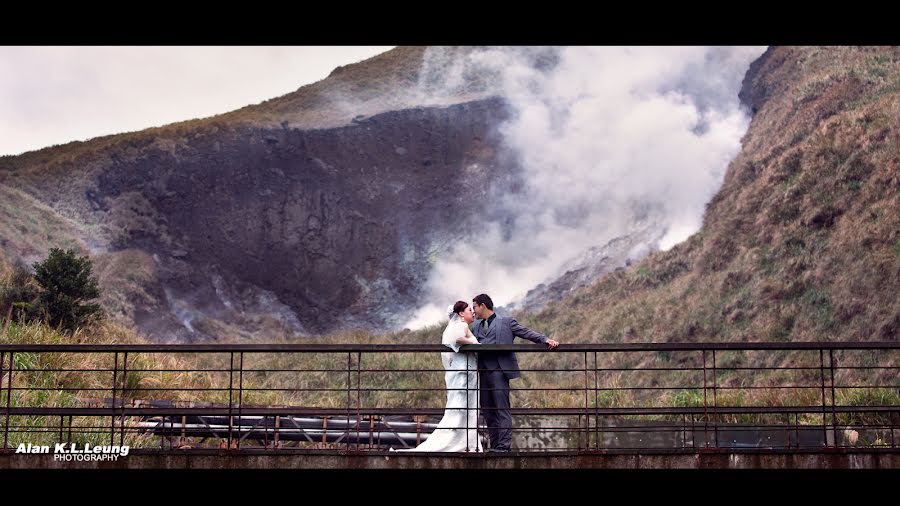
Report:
524,47,900,348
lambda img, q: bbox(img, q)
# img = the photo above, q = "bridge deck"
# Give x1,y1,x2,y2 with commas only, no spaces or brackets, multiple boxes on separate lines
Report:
3,448,898,469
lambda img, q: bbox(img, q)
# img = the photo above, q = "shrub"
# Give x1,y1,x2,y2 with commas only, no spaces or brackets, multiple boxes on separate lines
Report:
31,248,103,332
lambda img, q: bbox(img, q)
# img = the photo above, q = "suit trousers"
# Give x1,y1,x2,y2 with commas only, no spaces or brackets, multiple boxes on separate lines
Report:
479,369,512,450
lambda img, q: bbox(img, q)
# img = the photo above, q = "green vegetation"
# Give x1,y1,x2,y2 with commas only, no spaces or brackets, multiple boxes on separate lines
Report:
1,248,103,332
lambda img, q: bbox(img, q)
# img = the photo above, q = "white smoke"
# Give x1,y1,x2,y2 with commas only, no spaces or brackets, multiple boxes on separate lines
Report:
404,46,766,329
164,286,200,333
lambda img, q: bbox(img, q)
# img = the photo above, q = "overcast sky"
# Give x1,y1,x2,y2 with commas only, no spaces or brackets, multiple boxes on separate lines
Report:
0,46,394,157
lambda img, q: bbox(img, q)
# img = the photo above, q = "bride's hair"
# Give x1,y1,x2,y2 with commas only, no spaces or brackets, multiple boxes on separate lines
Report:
446,300,469,321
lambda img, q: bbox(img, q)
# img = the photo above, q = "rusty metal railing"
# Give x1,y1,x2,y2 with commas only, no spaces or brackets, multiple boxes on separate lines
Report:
0,342,898,454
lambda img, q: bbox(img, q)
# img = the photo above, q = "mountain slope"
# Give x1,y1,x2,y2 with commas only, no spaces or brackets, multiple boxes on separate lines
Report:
526,46,900,344
0,47,512,341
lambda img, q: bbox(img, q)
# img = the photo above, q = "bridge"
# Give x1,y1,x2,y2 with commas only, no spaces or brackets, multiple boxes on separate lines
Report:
0,342,898,468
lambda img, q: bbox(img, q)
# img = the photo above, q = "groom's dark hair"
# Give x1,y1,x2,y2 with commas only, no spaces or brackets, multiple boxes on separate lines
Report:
473,293,494,310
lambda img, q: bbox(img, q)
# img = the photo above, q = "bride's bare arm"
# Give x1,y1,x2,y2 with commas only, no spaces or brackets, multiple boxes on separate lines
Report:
456,325,479,345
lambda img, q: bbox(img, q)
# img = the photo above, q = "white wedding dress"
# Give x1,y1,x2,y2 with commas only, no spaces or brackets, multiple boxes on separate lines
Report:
394,318,482,452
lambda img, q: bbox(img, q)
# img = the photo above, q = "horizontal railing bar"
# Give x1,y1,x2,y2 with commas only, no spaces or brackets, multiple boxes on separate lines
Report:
6,405,898,416
2,342,898,352
8,366,900,373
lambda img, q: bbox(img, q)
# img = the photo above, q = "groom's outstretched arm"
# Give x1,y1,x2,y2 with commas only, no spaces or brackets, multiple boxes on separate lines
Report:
510,318,560,349
509,318,548,344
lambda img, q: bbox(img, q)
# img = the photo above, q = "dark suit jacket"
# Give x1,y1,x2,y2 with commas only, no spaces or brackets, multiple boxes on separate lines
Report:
472,315,549,379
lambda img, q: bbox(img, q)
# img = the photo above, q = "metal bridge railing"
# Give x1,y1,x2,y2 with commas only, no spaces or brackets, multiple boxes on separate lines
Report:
1,342,898,453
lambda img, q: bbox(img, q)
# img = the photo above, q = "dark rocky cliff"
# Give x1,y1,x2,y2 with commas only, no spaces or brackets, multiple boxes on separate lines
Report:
1,94,515,341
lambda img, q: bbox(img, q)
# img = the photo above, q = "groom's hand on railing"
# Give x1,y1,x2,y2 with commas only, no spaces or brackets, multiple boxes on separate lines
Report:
546,339,560,349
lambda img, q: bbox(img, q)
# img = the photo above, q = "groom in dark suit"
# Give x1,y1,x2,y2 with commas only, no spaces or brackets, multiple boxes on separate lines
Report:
471,293,559,452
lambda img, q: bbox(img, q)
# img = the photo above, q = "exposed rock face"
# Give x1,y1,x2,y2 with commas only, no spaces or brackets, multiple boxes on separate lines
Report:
1,97,515,341
0,46,556,342
738,46,778,115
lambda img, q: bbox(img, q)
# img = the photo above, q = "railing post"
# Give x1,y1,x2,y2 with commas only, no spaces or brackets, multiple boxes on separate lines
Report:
238,352,244,449
583,352,590,451
819,349,829,447
783,413,789,449
465,348,470,452
476,351,482,453
712,349,718,448
0,351,7,449
891,411,897,449
829,349,838,446
346,352,351,451
594,352,600,451
227,352,234,449
702,349,709,448
120,352,129,447
274,415,280,449
356,351,361,451
110,352,118,446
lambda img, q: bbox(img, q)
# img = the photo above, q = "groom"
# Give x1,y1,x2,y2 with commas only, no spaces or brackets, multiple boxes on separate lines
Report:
471,293,559,452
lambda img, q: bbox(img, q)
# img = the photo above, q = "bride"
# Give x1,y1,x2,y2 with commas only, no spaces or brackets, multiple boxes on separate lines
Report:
393,301,482,452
